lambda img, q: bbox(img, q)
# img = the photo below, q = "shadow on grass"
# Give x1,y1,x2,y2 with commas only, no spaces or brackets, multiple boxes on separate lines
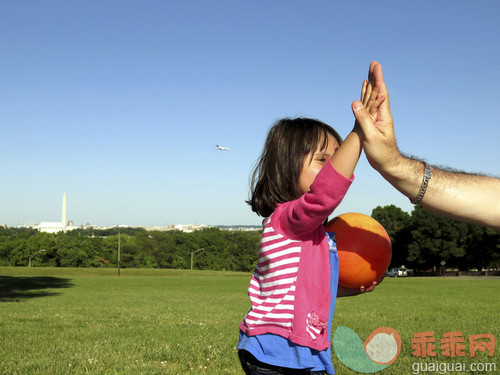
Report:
0,276,73,302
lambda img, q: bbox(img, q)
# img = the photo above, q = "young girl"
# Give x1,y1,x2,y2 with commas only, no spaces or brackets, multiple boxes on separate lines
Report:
237,79,382,375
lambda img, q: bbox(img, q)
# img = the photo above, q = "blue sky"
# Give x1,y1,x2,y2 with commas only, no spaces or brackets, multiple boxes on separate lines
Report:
2,1,499,227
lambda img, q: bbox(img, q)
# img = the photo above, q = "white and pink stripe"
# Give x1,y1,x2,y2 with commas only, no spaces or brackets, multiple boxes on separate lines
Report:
243,222,302,329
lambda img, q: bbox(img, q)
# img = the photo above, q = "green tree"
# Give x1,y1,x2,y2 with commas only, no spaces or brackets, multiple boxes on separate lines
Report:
464,225,500,270
371,205,412,268
408,206,468,270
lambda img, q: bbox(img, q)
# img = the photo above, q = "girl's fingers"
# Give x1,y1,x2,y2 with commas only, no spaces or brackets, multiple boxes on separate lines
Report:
362,82,373,107
360,80,367,103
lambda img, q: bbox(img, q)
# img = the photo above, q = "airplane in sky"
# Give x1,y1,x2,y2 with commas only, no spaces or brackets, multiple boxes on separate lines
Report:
216,145,230,151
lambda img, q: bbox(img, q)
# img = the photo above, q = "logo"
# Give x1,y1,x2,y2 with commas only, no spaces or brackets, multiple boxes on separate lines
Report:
333,326,402,373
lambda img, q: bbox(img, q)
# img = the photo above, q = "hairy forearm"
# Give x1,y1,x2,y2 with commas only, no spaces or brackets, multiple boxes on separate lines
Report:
423,168,500,231
380,154,500,231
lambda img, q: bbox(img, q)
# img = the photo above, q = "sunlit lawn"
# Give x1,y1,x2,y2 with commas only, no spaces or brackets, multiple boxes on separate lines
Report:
0,267,498,374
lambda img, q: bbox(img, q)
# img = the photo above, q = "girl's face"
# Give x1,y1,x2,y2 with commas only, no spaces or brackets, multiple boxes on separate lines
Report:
298,134,340,194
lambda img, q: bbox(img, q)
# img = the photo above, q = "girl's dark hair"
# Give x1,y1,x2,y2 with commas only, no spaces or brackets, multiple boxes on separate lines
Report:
247,117,343,217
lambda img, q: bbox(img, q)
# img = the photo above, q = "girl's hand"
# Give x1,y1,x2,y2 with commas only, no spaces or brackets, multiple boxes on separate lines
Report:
354,81,379,133
360,78,385,123
337,276,384,297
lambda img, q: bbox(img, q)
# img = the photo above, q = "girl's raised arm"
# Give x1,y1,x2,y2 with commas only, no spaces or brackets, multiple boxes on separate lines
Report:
330,80,384,178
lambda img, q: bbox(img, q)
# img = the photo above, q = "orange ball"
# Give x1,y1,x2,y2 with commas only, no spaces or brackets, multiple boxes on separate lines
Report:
325,212,392,289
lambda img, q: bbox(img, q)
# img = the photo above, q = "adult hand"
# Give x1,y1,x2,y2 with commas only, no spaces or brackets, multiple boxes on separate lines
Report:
352,61,400,175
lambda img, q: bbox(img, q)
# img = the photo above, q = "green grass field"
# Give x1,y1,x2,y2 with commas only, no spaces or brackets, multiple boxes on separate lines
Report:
0,267,498,375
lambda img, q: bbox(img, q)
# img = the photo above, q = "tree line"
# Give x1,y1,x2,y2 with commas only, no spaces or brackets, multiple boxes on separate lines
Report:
371,205,499,271
0,227,261,272
1,205,498,272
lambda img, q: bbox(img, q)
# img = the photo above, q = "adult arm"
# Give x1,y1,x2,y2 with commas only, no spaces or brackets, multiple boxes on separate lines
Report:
385,157,500,231
352,61,500,231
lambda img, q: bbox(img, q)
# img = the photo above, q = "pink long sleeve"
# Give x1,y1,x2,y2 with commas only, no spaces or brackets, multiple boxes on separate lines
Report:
278,160,353,240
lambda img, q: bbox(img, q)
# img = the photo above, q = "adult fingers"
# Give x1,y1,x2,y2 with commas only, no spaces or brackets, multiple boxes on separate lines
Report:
352,100,377,138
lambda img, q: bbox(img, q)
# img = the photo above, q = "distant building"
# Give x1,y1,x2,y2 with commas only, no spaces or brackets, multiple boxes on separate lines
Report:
37,193,75,233
37,221,67,234
145,224,261,232
146,224,210,232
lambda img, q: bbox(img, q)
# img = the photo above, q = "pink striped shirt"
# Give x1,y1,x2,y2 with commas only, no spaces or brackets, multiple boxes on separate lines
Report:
239,161,353,350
